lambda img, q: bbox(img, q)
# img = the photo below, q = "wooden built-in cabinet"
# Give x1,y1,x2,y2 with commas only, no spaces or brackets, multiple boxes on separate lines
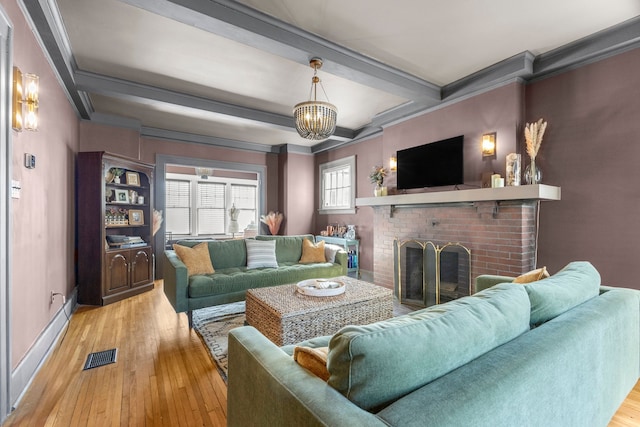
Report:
77,152,155,305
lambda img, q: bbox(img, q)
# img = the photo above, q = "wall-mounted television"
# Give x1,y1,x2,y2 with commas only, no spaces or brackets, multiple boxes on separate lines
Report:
396,135,464,190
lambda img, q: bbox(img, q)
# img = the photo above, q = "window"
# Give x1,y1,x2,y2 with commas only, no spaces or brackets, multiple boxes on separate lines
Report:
165,173,258,237
165,179,191,234
318,155,356,214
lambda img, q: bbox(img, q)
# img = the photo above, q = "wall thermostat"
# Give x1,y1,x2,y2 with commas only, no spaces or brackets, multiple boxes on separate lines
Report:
24,153,36,169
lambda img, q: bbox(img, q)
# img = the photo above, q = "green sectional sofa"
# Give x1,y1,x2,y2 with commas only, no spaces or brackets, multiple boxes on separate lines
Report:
228,262,640,426
163,234,347,326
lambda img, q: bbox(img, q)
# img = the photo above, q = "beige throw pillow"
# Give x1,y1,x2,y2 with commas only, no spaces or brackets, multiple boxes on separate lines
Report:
513,266,550,284
173,242,215,276
299,239,326,264
294,346,330,381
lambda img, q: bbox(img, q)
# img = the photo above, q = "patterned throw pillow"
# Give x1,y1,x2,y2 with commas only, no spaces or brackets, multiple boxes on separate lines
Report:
173,242,215,276
299,239,326,264
245,239,279,269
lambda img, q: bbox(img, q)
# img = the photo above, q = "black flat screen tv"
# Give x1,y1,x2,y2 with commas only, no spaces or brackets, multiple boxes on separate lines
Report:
396,135,464,189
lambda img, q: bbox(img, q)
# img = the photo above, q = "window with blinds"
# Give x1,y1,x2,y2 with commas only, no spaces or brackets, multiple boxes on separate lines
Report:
197,182,226,234
165,179,191,234
231,185,257,228
319,155,356,214
165,174,259,236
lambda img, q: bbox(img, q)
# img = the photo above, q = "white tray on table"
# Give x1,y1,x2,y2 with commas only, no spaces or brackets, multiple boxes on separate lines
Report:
296,279,345,297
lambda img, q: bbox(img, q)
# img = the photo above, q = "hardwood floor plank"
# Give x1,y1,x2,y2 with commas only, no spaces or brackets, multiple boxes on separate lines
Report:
2,281,640,426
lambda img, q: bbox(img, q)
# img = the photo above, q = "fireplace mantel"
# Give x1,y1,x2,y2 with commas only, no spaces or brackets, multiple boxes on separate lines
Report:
356,184,560,207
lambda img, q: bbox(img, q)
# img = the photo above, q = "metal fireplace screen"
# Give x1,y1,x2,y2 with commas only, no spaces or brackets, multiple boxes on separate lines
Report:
394,239,471,308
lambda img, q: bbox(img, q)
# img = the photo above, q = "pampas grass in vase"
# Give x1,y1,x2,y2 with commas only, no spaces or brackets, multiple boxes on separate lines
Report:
524,118,547,184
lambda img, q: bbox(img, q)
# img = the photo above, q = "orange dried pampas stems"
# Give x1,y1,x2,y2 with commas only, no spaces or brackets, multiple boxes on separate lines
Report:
260,211,284,235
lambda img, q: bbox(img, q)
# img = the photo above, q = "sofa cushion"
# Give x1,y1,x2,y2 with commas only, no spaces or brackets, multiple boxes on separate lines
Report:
245,239,278,269
187,263,345,298
299,239,326,263
327,283,531,411
172,242,215,276
525,261,600,326
256,234,314,263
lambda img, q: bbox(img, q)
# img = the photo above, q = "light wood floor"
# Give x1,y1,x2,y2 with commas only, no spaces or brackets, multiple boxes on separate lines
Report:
3,281,640,426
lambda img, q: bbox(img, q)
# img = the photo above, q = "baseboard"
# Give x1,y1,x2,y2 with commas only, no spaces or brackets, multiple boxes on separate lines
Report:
10,287,77,409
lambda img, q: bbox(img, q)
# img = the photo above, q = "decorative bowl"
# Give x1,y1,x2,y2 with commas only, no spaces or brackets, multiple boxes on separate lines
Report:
296,279,345,297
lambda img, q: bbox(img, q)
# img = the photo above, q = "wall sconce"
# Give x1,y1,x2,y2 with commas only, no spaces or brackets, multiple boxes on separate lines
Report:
12,67,39,131
389,156,397,172
482,132,496,157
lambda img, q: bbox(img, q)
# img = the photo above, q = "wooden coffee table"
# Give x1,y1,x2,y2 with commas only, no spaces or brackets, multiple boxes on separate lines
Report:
245,276,393,346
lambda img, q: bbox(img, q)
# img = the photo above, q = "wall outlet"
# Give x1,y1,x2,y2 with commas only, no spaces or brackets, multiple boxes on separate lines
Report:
24,153,36,169
50,291,55,304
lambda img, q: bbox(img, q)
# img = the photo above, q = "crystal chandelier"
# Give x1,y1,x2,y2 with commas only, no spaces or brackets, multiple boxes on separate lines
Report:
293,58,338,141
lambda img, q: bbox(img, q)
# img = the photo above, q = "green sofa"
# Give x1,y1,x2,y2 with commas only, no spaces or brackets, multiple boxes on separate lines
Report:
163,234,347,326
228,262,640,426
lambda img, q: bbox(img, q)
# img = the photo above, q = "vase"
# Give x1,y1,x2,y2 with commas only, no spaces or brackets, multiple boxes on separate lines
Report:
524,158,542,185
114,176,121,184
506,153,521,186
345,225,356,240
374,185,387,197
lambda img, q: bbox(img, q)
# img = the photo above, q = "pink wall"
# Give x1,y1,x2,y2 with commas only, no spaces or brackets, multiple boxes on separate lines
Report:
383,83,524,190
315,135,382,272
5,0,80,368
278,152,315,235
78,124,282,229
315,84,524,274
527,47,640,288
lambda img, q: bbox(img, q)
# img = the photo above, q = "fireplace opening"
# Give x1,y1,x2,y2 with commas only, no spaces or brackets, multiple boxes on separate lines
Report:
395,240,470,307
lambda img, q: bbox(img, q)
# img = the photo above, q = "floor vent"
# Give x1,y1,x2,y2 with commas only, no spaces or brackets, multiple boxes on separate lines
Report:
83,348,117,370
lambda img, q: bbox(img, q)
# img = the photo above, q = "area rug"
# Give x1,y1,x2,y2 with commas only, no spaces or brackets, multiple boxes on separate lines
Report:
192,301,246,383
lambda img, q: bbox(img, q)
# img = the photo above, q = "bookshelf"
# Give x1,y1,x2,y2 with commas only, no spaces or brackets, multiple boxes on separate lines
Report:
77,152,155,305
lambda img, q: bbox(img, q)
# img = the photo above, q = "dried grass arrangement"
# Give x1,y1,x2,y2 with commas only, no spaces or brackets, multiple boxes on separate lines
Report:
260,211,284,235
524,118,547,160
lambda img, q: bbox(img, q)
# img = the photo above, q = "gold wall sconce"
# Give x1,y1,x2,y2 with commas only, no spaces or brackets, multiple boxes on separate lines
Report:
482,132,496,157
389,156,397,172
12,66,39,131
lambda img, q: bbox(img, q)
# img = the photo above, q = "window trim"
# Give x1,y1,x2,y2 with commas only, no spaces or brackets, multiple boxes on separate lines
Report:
318,155,356,215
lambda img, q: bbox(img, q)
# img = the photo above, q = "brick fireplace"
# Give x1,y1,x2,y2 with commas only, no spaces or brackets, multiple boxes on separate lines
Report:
371,200,539,291
357,185,560,292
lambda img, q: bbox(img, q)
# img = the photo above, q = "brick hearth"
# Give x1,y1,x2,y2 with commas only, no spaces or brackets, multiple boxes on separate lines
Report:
372,201,538,291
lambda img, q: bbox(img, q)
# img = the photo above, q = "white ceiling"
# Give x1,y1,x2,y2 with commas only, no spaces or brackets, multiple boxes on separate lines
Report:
39,0,640,150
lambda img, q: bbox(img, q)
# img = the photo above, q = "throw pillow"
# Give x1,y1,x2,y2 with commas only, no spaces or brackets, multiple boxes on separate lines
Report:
513,266,550,284
299,239,326,264
173,242,215,276
294,346,330,381
245,239,278,269
324,243,342,264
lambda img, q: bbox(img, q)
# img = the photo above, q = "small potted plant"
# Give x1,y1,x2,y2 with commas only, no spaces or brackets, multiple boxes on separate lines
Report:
110,168,125,184
369,165,388,197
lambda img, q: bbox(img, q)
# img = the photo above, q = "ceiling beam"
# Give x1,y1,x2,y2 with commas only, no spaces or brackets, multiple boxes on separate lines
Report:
118,0,441,103
75,70,356,141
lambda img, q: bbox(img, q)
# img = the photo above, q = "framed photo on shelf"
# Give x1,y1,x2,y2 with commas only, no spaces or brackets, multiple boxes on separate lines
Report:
114,189,129,203
129,209,144,225
126,171,140,186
